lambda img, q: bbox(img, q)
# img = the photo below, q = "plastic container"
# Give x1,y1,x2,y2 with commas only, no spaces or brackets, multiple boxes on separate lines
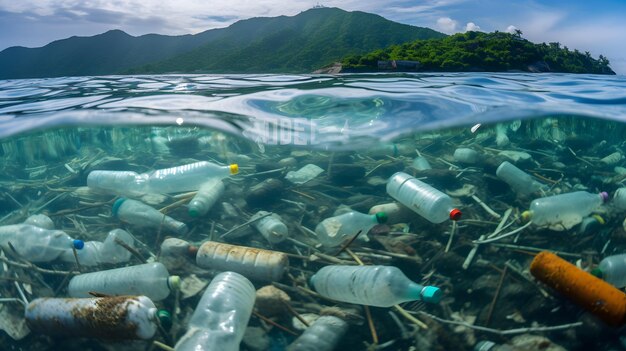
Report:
174,271,256,351
315,211,387,248
592,254,626,288
87,170,149,196
188,179,225,217
251,211,289,244
25,296,159,339
454,148,480,164
522,191,608,229
59,228,134,266
144,161,238,194
68,262,180,301
496,161,544,196
23,214,55,229
0,224,83,262
369,202,413,224
530,251,626,326
196,241,288,281
386,172,461,223
287,315,349,351
614,188,626,211
310,265,442,307
113,198,188,235
411,156,432,171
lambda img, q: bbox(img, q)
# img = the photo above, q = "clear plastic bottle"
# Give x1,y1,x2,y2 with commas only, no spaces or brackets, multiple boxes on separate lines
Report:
496,161,544,196
252,211,289,244
87,170,149,196
196,241,288,281
522,191,608,229
386,172,462,223
58,228,134,266
310,265,442,307
25,296,158,340
0,224,84,262
113,198,188,235
411,156,432,171
369,202,413,225
315,211,387,248
188,178,225,217
592,254,626,288
68,262,181,301
23,214,55,229
145,161,238,194
174,271,256,351
613,188,626,211
286,315,349,351
454,148,480,164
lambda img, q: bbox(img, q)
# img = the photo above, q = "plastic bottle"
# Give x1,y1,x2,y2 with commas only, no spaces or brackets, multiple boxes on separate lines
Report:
144,161,238,194
411,156,432,171
188,179,225,217
68,262,180,301
252,211,289,244
25,296,158,339
386,172,462,223
59,228,134,266
113,198,188,235
0,224,83,262
310,265,442,307
522,191,608,229
174,271,256,351
23,214,55,229
87,170,150,196
315,211,387,248
496,161,544,196
454,148,480,164
287,315,349,351
614,188,626,211
592,254,626,288
196,241,288,281
369,202,413,225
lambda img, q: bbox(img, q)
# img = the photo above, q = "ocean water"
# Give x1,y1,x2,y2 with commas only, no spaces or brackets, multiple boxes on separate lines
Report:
0,73,625,350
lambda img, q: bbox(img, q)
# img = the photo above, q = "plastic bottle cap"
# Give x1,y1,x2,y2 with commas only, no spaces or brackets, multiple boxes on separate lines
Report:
188,207,200,218
112,198,127,218
449,209,462,221
188,245,199,257
521,210,532,222
229,164,239,175
600,192,609,203
421,286,442,303
592,214,606,225
375,212,388,224
156,309,172,329
168,276,181,291
73,239,85,250
590,268,603,279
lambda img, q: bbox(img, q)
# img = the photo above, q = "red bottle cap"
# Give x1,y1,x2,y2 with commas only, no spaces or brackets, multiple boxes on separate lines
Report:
449,209,462,221
188,245,199,258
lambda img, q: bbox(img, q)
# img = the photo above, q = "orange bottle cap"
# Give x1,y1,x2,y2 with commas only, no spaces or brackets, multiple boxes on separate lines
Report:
449,208,462,221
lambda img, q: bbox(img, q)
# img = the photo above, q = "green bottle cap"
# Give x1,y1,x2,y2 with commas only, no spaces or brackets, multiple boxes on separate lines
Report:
188,206,200,218
375,212,388,224
421,286,442,304
112,198,127,218
590,268,603,279
156,309,172,329
168,275,181,291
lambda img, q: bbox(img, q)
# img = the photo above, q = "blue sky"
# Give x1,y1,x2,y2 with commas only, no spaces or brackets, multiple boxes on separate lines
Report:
1,0,625,74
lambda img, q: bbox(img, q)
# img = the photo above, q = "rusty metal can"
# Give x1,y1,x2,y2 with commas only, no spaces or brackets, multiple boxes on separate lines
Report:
196,241,288,281
25,296,158,339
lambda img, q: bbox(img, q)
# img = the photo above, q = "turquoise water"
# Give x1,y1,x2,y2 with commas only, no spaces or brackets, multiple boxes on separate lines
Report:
0,73,626,350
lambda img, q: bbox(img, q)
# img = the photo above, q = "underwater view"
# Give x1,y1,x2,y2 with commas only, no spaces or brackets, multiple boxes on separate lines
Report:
0,73,626,351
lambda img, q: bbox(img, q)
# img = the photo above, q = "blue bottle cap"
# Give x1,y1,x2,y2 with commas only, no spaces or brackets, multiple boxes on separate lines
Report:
421,286,442,304
73,239,85,250
112,198,127,218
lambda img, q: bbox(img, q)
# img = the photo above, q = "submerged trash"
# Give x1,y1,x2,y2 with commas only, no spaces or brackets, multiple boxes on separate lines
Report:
315,211,387,248
287,315,349,351
0,224,83,262
113,198,188,235
592,253,626,288
59,228,134,266
188,178,225,217
522,191,608,230
251,211,289,244
23,214,55,230
496,161,544,196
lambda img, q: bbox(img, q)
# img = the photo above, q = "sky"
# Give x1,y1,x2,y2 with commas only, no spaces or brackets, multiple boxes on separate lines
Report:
1,0,625,74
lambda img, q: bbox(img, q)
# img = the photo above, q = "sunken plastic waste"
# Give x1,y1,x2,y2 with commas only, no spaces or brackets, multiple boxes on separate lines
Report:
315,211,387,248
0,224,83,262
23,214,55,230
58,228,134,266
496,161,545,196
113,198,188,235
614,188,626,211
188,178,225,217
251,211,289,244
174,271,255,351
522,191,608,230
68,262,181,301
287,315,349,351
386,172,461,223
592,253,626,288
310,265,442,307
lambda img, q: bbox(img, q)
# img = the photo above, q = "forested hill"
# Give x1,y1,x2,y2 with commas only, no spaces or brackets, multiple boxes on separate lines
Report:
340,31,615,74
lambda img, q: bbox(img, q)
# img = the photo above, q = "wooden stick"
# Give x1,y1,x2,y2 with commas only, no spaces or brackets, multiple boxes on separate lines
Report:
471,194,501,219
485,265,507,326
252,311,299,336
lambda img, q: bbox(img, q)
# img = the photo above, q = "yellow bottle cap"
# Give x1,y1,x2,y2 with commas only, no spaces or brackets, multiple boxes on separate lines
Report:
591,214,605,225
229,164,239,175
521,211,532,222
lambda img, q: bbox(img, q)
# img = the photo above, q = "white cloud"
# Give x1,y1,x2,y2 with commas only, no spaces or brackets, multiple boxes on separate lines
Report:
436,17,458,33
505,25,518,34
465,22,480,32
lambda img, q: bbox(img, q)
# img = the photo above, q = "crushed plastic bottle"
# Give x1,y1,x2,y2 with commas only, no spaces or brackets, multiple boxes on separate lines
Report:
387,172,461,223
23,214,55,229
68,262,180,301
454,148,480,164
522,191,608,230
175,271,256,351
411,156,432,171
25,296,159,340
59,228,134,266
592,253,626,288
188,178,225,217
496,161,544,196
87,170,149,196
196,241,288,281
315,211,387,248
0,224,83,262
613,188,626,211
251,211,289,244
113,198,188,235
287,315,349,351
310,265,442,307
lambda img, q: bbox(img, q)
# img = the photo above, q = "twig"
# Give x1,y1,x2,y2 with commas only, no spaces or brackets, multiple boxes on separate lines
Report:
282,300,310,327
333,230,362,256
485,265,507,326
463,209,512,269
471,195,501,219
492,243,580,258
252,311,299,336
115,237,147,263
153,341,175,351
473,221,532,244
394,304,428,329
0,298,27,308
444,221,457,253
219,212,272,239
364,305,379,345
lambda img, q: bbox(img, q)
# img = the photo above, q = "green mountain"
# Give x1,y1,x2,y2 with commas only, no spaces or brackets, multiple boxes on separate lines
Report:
0,7,445,79
341,31,615,74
